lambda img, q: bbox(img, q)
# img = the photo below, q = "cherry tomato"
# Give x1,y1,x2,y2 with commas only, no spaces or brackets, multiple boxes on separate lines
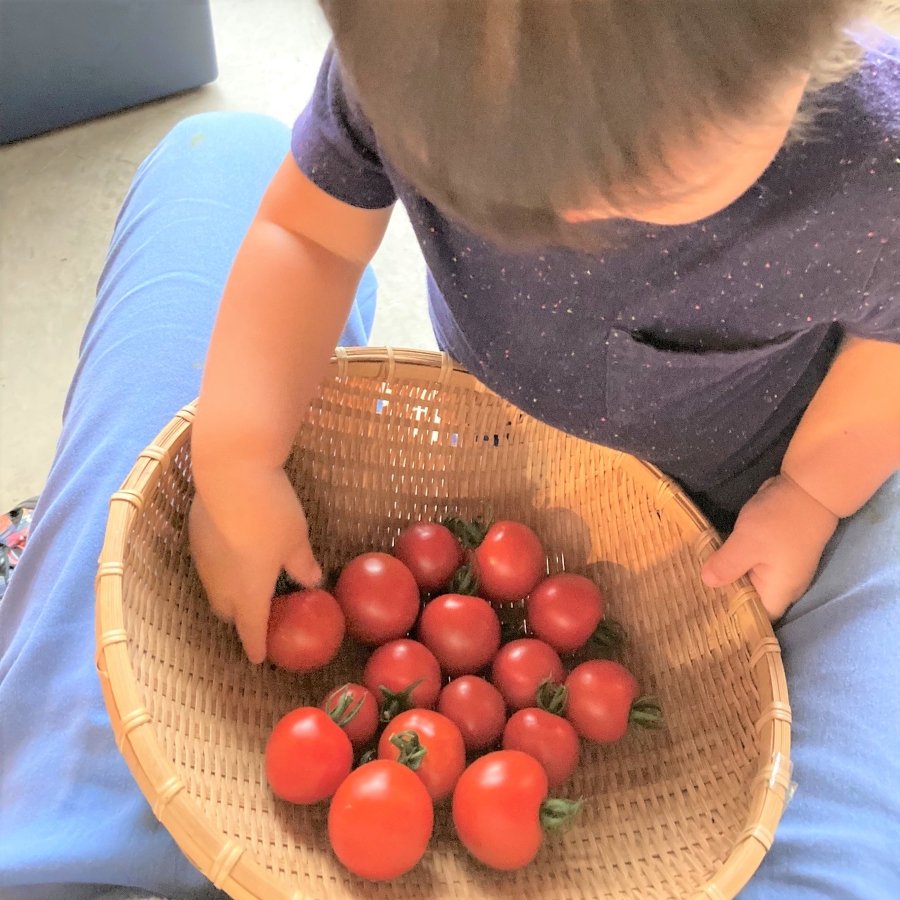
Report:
329,760,434,880
334,552,420,645
526,573,604,654
322,683,379,749
474,521,545,604
394,521,464,592
363,639,442,719
417,593,501,676
266,588,345,672
492,639,565,710
502,708,580,789
265,708,352,804
565,660,638,742
378,709,466,801
437,676,508,751
452,750,549,870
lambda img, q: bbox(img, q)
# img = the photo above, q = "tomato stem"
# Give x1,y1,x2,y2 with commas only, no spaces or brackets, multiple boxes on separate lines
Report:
540,798,584,834
591,618,628,655
356,748,377,767
273,569,302,597
326,686,366,728
273,566,341,597
536,679,569,716
448,561,480,596
441,513,492,549
389,730,428,771
630,696,664,730
565,618,628,666
379,679,425,724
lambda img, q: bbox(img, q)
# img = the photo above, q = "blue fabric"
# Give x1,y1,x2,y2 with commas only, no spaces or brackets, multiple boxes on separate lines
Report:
0,112,376,900
0,110,898,900
736,471,900,900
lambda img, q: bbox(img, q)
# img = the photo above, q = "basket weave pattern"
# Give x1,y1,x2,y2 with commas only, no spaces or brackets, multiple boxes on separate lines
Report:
96,349,791,900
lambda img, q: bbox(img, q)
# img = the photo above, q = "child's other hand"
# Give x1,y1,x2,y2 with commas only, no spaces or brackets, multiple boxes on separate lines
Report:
189,468,322,664
700,474,839,620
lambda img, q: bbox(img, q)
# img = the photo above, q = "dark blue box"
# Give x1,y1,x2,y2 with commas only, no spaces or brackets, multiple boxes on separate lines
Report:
0,0,218,143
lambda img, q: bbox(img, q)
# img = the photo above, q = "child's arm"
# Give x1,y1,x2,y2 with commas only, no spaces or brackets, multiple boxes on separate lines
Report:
702,336,900,618
190,154,392,663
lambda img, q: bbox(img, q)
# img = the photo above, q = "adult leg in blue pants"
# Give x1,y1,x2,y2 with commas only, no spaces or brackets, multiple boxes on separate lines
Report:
0,112,377,900
736,471,900,900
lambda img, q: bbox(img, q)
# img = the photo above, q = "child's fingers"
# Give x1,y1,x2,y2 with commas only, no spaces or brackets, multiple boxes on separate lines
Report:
233,540,319,666
237,501,319,662
750,561,819,621
191,494,278,663
749,569,793,621
234,589,274,666
701,531,756,588
189,495,234,623
284,535,323,588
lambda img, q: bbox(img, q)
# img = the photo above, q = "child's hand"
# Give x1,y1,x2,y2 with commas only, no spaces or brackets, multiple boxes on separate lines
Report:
189,468,322,664
700,474,839,620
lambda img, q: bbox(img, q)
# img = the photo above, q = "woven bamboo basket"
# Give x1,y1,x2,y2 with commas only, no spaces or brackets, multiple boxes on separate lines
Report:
96,347,791,900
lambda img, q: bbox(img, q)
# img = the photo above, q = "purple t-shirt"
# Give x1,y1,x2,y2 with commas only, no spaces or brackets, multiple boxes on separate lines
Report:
292,46,900,527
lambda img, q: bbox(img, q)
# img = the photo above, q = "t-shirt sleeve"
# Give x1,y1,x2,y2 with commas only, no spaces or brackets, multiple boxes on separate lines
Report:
841,227,900,343
291,45,397,209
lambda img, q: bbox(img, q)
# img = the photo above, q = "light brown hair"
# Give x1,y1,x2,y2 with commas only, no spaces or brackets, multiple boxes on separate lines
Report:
320,1,899,249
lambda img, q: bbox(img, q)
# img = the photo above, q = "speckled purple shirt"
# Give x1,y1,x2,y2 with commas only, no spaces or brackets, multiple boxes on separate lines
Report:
292,46,899,527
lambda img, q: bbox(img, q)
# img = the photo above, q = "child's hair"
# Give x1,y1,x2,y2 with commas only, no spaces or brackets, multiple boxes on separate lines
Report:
319,0,900,250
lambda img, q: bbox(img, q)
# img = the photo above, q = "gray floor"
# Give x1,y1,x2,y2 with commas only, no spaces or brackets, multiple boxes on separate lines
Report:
0,0,435,510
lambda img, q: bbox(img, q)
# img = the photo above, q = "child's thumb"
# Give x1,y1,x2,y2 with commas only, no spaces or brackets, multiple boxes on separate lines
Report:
701,535,754,589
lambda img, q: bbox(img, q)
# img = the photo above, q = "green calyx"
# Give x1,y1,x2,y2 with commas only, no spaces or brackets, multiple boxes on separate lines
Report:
441,512,492,550
356,748,377,768
325,686,366,728
589,618,628,657
448,561,480,596
273,569,302,597
540,798,584,833
379,678,425,724
389,730,428,772
630,696,664,730
536,679,569,716
273,565,341,596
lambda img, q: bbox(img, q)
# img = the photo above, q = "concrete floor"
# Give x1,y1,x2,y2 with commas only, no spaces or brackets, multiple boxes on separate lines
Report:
0,0,434,510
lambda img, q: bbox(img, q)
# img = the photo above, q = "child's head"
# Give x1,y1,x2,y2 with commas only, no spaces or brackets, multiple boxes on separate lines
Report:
320,0,892,249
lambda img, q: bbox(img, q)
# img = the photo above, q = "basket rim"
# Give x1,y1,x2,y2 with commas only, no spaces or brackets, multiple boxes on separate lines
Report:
95,347,792,900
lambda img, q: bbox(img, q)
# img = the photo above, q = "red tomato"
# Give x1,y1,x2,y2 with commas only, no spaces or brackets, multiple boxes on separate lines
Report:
452,750,549,870
322,683,379,749
437,676,508,751
565,660,638,742
526,573,604,653
394,522,464,592
474,521,545,604
418,593,501,676
363,639,442,720
266,589,345,672
502,708,580,789
378,709,466,801
265,708,353,804
329,760,434,880
334,552,420,645
492,639,565,710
